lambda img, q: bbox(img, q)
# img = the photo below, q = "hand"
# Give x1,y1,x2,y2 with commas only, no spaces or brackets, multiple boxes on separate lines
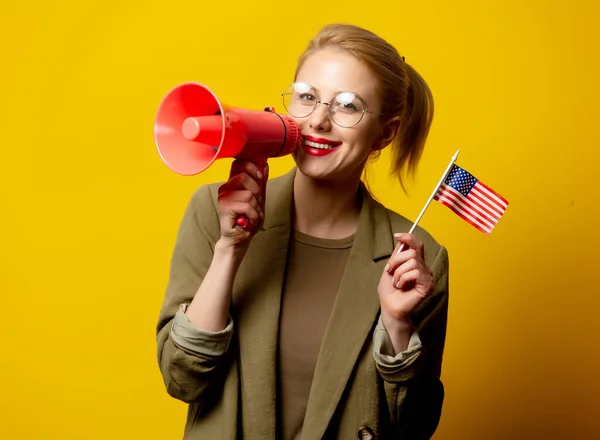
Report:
217,159,268,247
378,233,434,327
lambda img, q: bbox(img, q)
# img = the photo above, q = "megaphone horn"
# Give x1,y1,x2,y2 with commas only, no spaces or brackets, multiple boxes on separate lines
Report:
154,82,302,228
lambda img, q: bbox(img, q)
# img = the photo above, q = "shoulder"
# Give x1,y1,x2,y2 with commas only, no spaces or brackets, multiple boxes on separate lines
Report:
185,182,220,222
183,170,294,235
370,192,449,268
189,170,293,206
179,183,221,243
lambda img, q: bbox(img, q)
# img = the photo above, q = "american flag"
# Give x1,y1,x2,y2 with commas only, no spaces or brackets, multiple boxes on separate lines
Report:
434,164,508,234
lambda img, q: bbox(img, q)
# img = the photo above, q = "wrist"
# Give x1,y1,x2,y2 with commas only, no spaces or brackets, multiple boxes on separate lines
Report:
381,313,413,355
381,312,413,334
214,239,248,268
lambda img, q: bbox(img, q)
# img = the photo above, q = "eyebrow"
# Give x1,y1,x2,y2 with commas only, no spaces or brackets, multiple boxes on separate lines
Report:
301,83,368,104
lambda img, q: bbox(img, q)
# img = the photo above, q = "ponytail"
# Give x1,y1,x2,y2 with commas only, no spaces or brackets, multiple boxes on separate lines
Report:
391,64,435,192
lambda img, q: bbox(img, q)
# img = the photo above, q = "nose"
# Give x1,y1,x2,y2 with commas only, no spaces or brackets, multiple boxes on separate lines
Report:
308,101,332,132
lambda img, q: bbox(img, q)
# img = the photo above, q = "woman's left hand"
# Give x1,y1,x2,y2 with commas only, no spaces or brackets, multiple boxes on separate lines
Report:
378,233,435,326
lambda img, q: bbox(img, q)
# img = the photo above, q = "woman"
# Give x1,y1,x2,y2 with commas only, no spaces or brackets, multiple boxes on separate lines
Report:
156,23,449,440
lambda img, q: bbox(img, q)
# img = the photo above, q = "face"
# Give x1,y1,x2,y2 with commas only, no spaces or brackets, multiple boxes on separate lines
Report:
288,48,398,183
361,430,373,440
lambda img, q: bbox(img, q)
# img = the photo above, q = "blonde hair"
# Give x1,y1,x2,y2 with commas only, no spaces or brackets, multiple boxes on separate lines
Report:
295,24,434,191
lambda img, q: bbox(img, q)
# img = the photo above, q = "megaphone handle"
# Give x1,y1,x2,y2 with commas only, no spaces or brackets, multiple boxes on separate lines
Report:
236,216,249,228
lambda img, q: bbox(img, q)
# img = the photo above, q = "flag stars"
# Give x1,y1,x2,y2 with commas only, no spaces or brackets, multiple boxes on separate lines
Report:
446,165,477,196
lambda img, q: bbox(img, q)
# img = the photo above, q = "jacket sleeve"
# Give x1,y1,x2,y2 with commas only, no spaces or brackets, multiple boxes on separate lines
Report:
156,184,235,404
373,245,449,439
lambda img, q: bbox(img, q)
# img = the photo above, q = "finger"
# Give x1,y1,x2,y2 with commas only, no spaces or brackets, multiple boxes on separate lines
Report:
220,172,261,195
392,258,419,286
384,248,418,274
219,173,262,203
219,190,262,216
394,268,421,292
394,233,424,256
230,159,265,182
225,201,260,227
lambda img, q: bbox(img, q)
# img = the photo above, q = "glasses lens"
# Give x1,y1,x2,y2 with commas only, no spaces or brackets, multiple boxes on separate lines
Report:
282,82,317,118
330,92,365,128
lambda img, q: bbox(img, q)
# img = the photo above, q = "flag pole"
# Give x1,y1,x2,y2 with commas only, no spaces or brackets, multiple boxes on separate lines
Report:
397,149,461,254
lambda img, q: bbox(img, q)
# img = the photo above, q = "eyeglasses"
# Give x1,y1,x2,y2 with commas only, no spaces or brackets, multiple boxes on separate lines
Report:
281,82,381,128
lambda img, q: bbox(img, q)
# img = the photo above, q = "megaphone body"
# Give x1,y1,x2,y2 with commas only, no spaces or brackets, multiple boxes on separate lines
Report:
154,82,302,175
154,82,303,227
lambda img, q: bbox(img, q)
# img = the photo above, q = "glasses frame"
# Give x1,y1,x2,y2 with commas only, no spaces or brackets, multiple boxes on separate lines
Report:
281,82,383,128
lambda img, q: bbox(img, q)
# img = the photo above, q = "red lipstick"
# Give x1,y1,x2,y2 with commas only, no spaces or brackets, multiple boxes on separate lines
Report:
302,135,342,157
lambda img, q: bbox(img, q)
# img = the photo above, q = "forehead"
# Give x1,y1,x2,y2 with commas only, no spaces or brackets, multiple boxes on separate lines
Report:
296,48,379,101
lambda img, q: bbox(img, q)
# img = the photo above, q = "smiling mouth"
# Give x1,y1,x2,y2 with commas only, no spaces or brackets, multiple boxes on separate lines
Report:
303,136,342,151
305,140,338,150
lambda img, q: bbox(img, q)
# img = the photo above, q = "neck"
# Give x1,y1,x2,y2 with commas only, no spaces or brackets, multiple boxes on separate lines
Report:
293,169,363,239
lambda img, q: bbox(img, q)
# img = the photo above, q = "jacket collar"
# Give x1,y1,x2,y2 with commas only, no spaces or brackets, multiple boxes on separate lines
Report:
262,167,396,261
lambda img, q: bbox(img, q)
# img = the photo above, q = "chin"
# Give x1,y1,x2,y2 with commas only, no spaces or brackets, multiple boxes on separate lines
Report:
292,155,346,184
293,159,331,181
292,147,364,184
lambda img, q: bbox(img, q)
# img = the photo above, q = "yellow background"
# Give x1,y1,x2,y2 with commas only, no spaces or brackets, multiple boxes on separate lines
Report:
1,0,598,438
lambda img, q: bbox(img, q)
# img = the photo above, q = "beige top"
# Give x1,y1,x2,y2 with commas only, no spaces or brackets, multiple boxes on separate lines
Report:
277,230,355,440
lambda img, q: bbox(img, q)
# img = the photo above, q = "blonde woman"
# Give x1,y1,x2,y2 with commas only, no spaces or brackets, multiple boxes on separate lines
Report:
157,23,449,440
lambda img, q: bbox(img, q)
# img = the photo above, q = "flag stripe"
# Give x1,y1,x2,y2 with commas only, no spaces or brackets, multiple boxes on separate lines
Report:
437,184,501,224
435,189,495,231
464,188,503,220
436,195,493,233
474,181,508,208
436,198,492,234
435,186,496,230
469,186,505,217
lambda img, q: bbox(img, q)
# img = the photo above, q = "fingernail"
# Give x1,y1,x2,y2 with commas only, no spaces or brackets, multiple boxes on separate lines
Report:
395,281,401,289
394,233,403,238
260,212,264,220
257,170,263,179
384,264,390,273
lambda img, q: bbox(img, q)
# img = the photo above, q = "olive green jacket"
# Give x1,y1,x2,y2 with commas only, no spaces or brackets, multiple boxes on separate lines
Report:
156,168,449,439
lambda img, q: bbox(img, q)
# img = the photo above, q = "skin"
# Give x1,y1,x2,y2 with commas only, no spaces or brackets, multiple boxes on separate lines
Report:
291,49,395,240
184,48,435,355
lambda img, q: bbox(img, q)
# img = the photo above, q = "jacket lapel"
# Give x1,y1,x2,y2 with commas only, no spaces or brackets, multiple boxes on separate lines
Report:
231,169,296,439
301,185,401,440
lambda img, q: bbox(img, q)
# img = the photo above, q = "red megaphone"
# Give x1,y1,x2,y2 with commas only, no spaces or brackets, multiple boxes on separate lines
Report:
154,82,302,228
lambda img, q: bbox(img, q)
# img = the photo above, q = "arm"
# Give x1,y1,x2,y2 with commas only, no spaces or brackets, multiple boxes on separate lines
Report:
156,161,266,404
375,244,449,439
156,184,236,404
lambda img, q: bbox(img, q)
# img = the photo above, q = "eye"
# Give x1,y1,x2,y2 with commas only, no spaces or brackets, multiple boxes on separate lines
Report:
334,92,363,113
338,101,359,112
291,82,317,105
298,93,316,102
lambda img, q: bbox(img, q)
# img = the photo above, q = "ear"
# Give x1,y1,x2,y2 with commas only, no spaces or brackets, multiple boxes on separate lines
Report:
373,116,401,151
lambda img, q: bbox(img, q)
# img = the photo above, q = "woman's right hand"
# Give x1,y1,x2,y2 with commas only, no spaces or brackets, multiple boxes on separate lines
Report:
217,159,268,248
